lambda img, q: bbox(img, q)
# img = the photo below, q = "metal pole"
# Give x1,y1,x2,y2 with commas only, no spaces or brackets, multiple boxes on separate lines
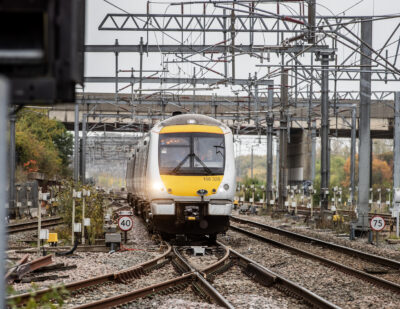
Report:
115,39,119,104
311,121,316,183
72,193,75,245
267,113,274,206
9,106,16,215
230,9,236,82
74,103,80,183
81,114,87,184
275,130,280,201
319,52,331,212
394,92,400,238
139,36,144,104
394,92,400,192
278,68,289,209
308,0,316,44
250,146,254,179
82,195,85,245
37,189,42,253
357,19,372,230
0,76,9,308
350,104,357,206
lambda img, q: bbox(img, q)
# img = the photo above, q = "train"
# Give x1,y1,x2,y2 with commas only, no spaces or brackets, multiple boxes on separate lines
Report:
126,113,236,241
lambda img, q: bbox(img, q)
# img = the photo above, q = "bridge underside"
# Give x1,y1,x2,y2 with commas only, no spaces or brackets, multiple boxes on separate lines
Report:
50,92,395,138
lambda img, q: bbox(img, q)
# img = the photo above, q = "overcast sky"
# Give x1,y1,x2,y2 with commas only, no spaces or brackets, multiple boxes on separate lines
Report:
84,0,400,94
83,0,400,156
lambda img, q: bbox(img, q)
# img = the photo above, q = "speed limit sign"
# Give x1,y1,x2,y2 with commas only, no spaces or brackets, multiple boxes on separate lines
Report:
370,215,386,232
118,216,133,231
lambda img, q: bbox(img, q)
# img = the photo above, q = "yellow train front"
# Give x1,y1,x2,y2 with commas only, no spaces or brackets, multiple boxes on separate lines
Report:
126,114,236,240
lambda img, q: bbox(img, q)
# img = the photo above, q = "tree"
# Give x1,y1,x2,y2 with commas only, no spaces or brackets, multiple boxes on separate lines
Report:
342,155,392,188
15,109,73,178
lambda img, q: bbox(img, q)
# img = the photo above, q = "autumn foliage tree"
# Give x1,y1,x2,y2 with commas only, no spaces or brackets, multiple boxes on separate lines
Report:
342,155,392,188
16,108,73,178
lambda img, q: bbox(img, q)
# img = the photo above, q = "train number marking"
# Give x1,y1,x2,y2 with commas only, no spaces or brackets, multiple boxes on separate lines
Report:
203,176,221,181
370,215,385,232
118,216,133,231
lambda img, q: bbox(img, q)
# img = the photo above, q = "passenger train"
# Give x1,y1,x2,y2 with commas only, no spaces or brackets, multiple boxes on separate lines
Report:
126,114,236,240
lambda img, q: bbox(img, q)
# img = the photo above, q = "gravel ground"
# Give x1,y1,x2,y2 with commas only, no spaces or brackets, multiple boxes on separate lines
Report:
212,265,310,309
235,213,400,260
65,263,179,307
125,286,222,309
181,246,223,270
232,222,400,285
219,229,400,308
8,212,159,294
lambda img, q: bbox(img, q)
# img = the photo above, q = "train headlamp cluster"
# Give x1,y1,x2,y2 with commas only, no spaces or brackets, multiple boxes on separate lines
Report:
218,183,230,193
152,181,165,192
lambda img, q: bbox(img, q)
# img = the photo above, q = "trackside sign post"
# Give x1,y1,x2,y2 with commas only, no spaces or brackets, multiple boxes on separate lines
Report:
118,216,133,244
370,215,386,246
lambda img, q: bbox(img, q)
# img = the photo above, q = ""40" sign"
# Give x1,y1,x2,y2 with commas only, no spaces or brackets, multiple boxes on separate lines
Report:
118,216,133,231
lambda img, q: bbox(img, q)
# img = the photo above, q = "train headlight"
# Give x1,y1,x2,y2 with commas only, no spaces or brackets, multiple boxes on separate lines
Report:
218,183,230,192
152,181,165,192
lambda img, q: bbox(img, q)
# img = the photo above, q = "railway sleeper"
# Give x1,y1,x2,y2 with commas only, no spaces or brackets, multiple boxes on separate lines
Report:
205,259,234,282
242,262,276,287
114,266,145,283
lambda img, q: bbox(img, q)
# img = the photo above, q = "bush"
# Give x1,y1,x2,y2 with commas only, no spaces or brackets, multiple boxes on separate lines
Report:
55,180,104,244
7,284,69,308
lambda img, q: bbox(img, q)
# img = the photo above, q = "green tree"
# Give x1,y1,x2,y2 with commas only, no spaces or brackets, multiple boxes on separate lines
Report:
15,108,73,178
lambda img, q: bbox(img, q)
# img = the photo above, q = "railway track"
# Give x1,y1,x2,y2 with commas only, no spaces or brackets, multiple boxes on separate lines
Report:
7,217,63,234
6,242,173,307
9,239,339,308
225,217,400,306
249,203,393,225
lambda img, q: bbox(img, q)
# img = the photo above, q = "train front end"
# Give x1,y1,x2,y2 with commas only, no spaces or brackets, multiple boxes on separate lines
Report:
147,114,235,239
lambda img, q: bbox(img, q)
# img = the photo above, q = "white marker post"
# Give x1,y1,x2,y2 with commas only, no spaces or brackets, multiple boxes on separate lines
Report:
394,189,400,238
81,189,90,245
37,189,42,253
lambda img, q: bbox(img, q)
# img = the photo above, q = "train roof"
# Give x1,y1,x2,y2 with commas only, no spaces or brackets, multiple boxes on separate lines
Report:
153,114,230,131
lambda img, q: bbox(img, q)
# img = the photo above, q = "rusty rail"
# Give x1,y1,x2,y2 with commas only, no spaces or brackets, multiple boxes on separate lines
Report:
7,217,63,234
7,242,171,306
231,216,400,269
230,224,400,293
224,244,340,309
72,274,193,309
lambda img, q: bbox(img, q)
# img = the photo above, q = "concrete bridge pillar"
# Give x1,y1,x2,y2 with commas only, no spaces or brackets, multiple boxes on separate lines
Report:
287,130,313,187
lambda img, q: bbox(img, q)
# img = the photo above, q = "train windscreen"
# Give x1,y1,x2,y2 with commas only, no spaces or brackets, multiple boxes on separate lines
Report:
159,133,225,175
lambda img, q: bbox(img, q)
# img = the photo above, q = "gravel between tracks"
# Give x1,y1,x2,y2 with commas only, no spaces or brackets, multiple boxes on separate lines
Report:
124,286,222,309
233,222,400,285
212,265,309,309
220,229,400,308
235,213,400,261
65,263,179,307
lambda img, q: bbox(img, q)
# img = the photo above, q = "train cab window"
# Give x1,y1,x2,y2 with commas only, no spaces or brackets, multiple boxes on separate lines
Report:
194,136,224,168
159,133,224,175
159,136,190,168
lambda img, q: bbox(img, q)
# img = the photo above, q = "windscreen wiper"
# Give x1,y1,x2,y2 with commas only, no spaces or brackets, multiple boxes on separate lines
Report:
170,153,191,174
193,154,213,175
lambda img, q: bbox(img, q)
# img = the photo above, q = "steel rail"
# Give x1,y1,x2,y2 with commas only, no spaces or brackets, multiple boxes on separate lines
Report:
231,216,400,269
7,217,63,234
6,242,172,305
172,246,234,309
223,244,340,309
72,273,194,309
74,245,234,309
230,224,400,293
